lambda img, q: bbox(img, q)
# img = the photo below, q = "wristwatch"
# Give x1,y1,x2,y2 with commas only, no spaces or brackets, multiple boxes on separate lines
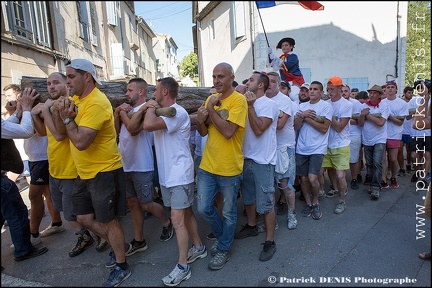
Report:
63,117,74,125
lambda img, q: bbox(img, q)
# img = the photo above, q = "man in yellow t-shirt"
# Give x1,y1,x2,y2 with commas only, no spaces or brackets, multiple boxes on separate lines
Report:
56,59,130,287
195,62,248,271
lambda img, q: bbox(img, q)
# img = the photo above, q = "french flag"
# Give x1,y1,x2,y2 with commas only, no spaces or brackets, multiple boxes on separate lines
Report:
256,1,324,11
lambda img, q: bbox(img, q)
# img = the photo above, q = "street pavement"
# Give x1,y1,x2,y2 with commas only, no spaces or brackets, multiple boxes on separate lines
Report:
1,172,431,287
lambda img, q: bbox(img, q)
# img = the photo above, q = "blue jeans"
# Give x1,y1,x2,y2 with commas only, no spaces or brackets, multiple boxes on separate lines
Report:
196,169,241,252
364,143,385,189
1,176,32,257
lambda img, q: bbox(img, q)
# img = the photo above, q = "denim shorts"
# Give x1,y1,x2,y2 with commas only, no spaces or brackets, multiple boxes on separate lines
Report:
275,147,295,190
241,159,275,215
125,171,154,204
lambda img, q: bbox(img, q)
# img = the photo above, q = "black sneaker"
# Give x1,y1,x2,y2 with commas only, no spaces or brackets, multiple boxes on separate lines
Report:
311,204,322,220
206,232,216,240
234,224,258,239
160,219,174,242
95,235,109,252
351,179,359,190
14,245,48,261
102,265,131,287
302,205,313,217
380,180,389,189
69,232,94,257
125,239,148,256
259,241,276,261
357,174,363,183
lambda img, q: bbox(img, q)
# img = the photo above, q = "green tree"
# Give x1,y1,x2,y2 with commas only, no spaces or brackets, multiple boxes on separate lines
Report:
180,52,198,79
405,2,431,88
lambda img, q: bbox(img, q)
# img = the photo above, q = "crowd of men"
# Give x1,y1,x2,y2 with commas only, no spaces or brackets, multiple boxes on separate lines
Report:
1,57,431,286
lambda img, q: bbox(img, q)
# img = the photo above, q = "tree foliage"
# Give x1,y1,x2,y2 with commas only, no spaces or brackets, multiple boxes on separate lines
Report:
405,2,431,87
180,52,198,79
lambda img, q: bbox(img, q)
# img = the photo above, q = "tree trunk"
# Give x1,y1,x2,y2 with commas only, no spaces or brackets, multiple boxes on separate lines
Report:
21,76,211,114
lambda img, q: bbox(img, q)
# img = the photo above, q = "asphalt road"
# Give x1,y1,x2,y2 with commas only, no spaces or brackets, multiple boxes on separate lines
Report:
1,172,430,287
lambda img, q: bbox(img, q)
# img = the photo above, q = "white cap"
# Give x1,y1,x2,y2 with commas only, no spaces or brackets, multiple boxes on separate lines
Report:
67,59,102,86
300,83,310,89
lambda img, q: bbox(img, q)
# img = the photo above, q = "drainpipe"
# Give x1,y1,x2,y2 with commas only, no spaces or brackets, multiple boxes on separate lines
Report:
387,2,400,83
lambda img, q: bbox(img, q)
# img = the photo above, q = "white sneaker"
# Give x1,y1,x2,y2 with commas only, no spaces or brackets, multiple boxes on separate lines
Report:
162,264,191,286
187,245,208,263
287,212,297,230
40,223,66,237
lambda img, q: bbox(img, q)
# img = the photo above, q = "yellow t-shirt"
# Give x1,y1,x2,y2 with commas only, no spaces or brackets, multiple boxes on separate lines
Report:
199,91,247,176
70,88,122,179
46,129,77,179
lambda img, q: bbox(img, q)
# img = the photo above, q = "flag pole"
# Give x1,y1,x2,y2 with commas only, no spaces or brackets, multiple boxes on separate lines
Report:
255,2,270,47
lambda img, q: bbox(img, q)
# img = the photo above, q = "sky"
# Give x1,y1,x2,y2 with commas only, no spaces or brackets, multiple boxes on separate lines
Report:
134,1,194,61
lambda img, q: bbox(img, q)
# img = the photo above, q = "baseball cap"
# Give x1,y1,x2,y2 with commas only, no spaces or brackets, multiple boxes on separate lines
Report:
280,81,291,89
67,58,102,86
300,83,310,90
327,76,343,86
351,88,359,92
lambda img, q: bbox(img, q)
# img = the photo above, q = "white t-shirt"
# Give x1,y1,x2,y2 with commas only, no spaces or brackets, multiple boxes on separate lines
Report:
267,92,293,149
243,96,279,165
382,97,408,140
349,98,362,137
360,101,390,145
296,99,333,155
326,97,353,149
24,134,48,162
153,103,194,187
118,103,154,172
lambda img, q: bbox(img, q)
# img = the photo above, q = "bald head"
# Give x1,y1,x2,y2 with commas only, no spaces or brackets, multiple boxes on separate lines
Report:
212,62,235,96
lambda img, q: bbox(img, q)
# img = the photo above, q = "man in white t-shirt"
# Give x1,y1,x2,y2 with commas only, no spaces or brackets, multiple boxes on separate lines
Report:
236,71,279,262
115,78,174,258
341,85,363,190
358,85,390,199
265,72,297,230
321,78,353,215
143,77,206,286
294,81,332,220
380,80,408,189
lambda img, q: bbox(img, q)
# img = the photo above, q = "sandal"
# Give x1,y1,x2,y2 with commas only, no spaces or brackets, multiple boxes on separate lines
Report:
419,251,431,260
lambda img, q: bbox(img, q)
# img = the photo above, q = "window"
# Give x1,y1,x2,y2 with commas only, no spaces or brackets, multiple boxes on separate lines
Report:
77,1,89,41
89,2,98,46
2,1,51,47
233,2,246,40
208,19,215,41
106,1,118,27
